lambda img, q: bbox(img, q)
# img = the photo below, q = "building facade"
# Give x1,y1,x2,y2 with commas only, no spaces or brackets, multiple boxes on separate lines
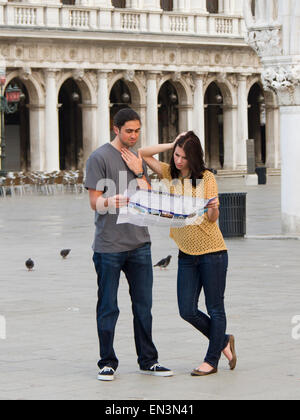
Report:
0,0,280,173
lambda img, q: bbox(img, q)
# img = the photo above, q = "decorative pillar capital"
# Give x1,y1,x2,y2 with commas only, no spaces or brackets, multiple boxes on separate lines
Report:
146,71,159,81
245,26,283,59
262,64,300,106
44,68,59,78
97,70,111,78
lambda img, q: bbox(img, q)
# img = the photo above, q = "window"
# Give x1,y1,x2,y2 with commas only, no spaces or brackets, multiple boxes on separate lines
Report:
206,0,218,14
61,0,76,5
161,0,173,12
251,0,255,16
112,0,126,7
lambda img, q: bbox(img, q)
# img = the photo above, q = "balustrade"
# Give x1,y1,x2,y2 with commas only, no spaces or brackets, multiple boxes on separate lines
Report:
0,1,243,37
15,6,37,26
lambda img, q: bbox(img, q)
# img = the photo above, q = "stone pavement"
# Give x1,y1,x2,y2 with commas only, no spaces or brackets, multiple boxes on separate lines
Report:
0,175,300,401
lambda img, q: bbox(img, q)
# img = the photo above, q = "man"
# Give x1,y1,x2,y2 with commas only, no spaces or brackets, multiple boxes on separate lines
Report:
85,108,173,381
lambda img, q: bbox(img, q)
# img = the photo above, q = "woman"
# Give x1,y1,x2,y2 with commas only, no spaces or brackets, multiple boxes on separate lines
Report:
121,131,237,376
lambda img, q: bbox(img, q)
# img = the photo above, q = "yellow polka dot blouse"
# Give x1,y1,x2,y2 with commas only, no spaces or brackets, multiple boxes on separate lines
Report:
160,162,227,256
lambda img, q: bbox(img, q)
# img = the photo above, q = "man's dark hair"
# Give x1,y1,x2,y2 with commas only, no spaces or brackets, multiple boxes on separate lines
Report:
113,108,141,129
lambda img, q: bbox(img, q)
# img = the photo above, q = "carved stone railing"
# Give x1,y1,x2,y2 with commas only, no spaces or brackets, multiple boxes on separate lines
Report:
120,11,141,31
69,9,90,29
0,3,245,38
14,6,37,26
169,15,189,33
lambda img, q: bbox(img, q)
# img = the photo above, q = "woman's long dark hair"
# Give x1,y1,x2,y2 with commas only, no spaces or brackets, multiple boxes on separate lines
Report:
170,131,207,187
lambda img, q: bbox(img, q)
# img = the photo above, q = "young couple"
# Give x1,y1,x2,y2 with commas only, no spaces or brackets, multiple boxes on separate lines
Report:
85,108,237,381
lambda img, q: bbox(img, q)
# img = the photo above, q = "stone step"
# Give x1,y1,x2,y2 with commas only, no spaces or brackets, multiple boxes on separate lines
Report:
216,168,281,177
216,169,246,178
267,168,281,176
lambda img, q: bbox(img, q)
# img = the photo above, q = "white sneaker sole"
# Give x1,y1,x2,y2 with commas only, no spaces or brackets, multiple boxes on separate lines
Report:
97,374,114,381
140,370,174,377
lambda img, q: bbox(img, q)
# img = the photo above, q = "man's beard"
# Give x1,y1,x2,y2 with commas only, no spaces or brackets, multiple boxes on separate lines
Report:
119,135,135,149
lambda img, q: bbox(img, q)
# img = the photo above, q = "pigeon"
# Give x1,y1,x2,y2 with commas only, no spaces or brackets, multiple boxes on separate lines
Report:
153,255,172,269
25,258,34,271
60,249,71,259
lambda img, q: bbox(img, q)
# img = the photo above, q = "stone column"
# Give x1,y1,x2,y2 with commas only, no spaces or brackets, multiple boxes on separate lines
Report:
233,0,243,15
75,0,94,6
97,70,110,148
28,104,45,171
236,74,248,170
144,0,161,32
80,103,98,164
146,72,159,146
243,0,300,234
173,0,190,13
44,69,59,171
276,83,300,234
223,104,238,170
193,73,206,151
223,0,233,15
143,0,161,10
265,103,280,169
190,0,207,13
126,0,142,8
93,0,112,6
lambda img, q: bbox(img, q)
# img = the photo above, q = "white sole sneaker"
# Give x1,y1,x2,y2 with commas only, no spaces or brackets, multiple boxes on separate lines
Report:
140,370,174,377
97,367,115,381
98,375,115,381
97,373,114,381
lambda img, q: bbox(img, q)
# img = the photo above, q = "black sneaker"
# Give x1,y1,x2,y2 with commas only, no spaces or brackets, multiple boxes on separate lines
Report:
140,363,173,377
97,366,115,381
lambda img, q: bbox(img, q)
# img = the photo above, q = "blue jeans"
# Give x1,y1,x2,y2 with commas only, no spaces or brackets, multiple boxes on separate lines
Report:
177,250,229,369
93,243,158,371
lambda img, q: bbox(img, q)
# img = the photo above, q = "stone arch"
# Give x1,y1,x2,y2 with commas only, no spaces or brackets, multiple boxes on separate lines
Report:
5,70,44,106
158,73,193,138
56,71,95,105
2,74,30,172
57,76,85,170
204,75,236,107
247,76,278,107
247,81,266,165
108,72,145,107
158,73,193,107
204,78,236,170
3,70,47,172
247,78,279,168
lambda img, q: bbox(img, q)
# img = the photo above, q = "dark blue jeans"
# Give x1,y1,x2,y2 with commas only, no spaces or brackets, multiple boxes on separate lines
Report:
177,250,229,369
93,243,158,371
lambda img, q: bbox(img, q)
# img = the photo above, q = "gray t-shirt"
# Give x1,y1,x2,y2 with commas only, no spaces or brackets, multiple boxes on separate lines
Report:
85,143,151,253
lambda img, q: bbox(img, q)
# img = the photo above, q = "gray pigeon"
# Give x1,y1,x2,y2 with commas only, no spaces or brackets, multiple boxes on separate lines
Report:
154,255,172,269
25,258,34,271
60,249,71,259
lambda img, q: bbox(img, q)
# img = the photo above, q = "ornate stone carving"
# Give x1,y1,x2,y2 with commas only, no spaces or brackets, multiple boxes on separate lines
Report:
19,67,32,80
183,73,195,92
243,0,282,58
172,71,181,83
262,65,300,92
245,27,282,58
72,69,85,81
124,70,135,82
